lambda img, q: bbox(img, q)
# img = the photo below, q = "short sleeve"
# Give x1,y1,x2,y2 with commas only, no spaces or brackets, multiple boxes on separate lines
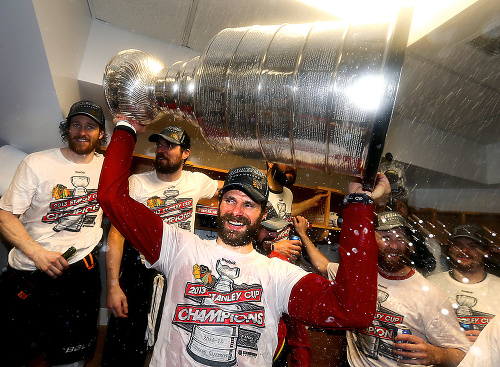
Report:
0,159,38,215
194,172,218,199
326,262,340,281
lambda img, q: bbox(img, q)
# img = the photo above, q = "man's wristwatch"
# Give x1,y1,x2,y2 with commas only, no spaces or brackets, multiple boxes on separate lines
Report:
343,193,374,205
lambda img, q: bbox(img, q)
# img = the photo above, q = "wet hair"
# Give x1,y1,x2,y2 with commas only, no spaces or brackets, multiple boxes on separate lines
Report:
59,118,108,147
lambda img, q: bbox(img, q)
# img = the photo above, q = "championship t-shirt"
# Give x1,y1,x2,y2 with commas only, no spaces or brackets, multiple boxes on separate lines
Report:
129,170,218,232
0,148,104,270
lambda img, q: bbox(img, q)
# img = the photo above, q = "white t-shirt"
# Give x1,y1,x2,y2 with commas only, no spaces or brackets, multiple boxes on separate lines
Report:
428,272,500,331
267,187,293,241
0,148,104,270
327,264,470,367
458,316,500,367
129,170,218,232
149,223,308,367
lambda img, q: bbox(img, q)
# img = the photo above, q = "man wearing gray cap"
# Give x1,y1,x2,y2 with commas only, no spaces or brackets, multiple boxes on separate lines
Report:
102,125,223,367
300,211,470,366
253,211,311,367
428,223,500,343
0,100,106,367
97,115,390,367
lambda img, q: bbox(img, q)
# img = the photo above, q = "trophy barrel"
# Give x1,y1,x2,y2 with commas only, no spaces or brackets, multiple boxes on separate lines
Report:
103,8,412,187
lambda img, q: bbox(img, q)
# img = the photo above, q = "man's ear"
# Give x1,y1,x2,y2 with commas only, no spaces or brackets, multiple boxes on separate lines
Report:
262,206,268,220
182,149,191,160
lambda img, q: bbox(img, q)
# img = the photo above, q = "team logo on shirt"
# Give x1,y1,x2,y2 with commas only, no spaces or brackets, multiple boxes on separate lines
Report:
41,176,100,232
353,289,404,362
145,186,193,230
172,259,264,366
453,294,494,331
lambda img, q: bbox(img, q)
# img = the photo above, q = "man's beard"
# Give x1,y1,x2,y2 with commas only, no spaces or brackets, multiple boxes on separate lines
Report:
272,165,297,187
67,134,100,155
155,153,183,174
217,213,263,247
253,235,274,255
378,247,411,273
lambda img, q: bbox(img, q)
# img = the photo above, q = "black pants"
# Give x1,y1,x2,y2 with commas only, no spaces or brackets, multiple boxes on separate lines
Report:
101,245,164,367
0,250,101,366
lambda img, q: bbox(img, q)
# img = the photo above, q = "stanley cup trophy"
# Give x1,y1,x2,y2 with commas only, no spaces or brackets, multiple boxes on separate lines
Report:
103,8,412,189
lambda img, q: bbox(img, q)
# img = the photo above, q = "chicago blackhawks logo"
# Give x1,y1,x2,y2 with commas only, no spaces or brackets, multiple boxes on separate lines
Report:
145,186,194,230
42,176,99,232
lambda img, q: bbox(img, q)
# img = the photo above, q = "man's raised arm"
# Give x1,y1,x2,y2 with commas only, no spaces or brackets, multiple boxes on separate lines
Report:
97,118,163,264
287,174,390,329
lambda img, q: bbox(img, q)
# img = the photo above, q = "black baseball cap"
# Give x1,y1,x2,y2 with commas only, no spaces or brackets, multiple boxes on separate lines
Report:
376,211,408,231
449,223,488,247
220,166,269,204
149,126,191,149
67,100,105,126
261,205,289,232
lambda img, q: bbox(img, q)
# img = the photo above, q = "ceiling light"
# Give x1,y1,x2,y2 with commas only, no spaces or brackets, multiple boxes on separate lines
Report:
296,0,479,45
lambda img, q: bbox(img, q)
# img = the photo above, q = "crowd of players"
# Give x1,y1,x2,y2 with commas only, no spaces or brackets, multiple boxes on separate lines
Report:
0,100,498,367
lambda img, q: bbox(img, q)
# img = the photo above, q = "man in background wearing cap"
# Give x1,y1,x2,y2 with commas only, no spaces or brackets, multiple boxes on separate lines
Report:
97,116,390,366
379,154,439,276
264,162,328,263
254,211,311,367
428,223,500,343
101,125,223,367
0,100,106,366
300,211,470,366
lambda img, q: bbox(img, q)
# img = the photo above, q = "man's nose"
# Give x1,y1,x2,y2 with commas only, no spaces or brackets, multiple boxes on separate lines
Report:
73,125,87,133
387,240,400,249
229,202,247,217
454,244,471,254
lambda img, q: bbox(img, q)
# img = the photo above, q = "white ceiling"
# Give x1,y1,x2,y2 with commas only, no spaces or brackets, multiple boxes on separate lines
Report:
87,0,500,190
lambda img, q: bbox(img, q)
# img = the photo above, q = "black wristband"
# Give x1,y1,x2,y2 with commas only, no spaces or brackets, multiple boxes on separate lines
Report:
343,193,374,205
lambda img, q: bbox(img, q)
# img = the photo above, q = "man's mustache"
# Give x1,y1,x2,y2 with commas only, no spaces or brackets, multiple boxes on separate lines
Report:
220,213,251,227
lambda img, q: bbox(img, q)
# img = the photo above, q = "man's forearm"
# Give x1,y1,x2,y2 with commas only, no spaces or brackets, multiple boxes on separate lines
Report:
435,347,466,367
0,209,42,261
291,199,314,217
298,233,329,277
106,225,126,289
98,128,163,264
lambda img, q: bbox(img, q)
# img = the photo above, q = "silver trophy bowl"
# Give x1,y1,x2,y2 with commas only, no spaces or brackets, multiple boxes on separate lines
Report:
103,9,412,189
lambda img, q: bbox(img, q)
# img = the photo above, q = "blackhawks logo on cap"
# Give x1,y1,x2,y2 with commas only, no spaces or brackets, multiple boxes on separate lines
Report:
170,132,179,140
253,179,263,189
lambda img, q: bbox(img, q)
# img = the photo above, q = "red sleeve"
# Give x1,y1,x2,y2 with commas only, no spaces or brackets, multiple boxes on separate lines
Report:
268,251,312,366
97,128,163,264
269,251,289,262
287,203,377,329
283,314,312,367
